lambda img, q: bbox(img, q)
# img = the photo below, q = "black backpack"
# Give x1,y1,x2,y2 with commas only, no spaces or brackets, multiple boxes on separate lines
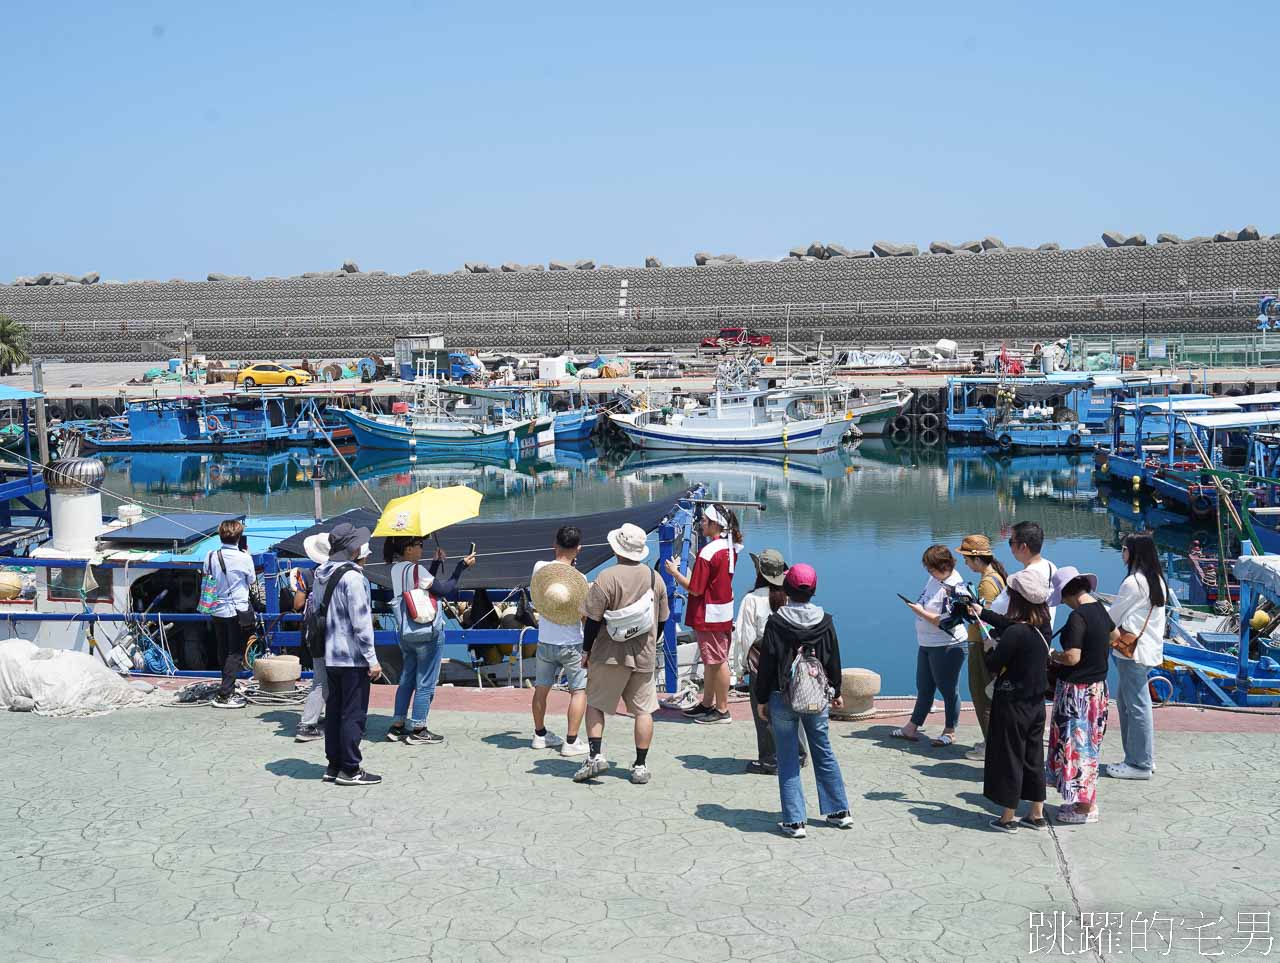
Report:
302,563,358,658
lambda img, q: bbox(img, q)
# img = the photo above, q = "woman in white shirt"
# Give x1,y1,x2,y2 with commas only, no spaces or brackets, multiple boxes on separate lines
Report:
896,545,969,746
1105,532,1171,780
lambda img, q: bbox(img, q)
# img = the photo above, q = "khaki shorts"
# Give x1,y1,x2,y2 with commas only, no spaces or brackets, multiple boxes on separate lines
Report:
586,662,658,716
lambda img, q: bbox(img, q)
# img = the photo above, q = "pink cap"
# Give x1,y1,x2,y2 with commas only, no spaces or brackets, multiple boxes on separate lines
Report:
784,563,818,594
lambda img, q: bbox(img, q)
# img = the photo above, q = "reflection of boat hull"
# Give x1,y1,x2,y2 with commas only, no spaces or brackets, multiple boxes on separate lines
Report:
849,394,911,435
341,409,551,454
620,448,851,483
610,411,852,453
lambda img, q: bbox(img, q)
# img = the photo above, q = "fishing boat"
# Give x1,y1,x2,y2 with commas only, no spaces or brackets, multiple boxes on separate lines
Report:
339,381,554,454
63,395,351,451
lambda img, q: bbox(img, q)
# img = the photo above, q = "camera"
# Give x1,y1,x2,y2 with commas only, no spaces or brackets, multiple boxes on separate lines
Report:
937,583,977,635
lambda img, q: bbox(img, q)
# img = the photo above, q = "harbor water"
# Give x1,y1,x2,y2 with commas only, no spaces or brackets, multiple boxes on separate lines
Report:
93,439,1207,697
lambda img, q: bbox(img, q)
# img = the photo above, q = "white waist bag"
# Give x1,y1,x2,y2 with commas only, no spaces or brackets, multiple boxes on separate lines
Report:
604,570,657,641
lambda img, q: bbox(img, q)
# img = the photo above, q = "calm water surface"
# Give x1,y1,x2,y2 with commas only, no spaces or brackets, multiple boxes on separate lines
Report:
95,440,1204,696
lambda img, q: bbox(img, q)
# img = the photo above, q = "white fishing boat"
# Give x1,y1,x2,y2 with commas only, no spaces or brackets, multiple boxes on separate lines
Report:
609,359,909,453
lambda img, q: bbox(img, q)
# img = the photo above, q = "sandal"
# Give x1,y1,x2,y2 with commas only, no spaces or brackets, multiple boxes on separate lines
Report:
931,733,955,747
1055,807,1099,825
891,727,920,742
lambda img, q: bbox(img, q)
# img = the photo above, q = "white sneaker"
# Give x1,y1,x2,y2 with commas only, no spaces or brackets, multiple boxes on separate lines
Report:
532,730,564,750
1105,762,1152,780
965,742,986,761
778,822,807,839
560,738,589,757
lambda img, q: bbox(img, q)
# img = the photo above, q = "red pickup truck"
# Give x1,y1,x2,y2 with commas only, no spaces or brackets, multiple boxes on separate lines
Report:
700,327,773,348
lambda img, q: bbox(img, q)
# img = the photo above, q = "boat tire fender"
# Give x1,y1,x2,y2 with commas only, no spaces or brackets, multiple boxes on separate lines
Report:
997,434,1013,451
918,412,941,432
97,404,117,418
890,414,913,433
918,392,941,413
890,428,912,445
71,403,90,420
919,428,941,447
1068,433,1081,448
1190,495,1214,518
48,404,64,421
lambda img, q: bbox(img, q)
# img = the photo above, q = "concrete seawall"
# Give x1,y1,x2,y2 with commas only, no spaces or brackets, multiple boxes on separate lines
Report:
2,240,1277,360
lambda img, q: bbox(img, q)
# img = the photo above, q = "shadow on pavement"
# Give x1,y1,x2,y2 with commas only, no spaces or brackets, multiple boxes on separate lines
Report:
481,730,529,751
257,709,300,738
675,753,745,775
845,724,935,752
694,802,780,834
529,757,587,778
914,761,981,782
863,789,994,830
265,757,328,780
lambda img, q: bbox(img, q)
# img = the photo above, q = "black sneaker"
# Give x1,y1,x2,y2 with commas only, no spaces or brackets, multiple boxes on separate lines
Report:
385,724,406,742
210,694,247,709
404,728,444,746
322,767,338,783
295,725,322,742
681,702,713,717
336,769,382,787
746,760,777,775
694,709,732,725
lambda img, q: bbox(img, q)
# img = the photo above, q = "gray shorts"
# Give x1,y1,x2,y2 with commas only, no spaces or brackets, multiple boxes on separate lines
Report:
534,643,587,691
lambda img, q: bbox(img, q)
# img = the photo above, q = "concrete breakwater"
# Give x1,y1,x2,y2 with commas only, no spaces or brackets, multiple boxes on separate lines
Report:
2,238,1278,362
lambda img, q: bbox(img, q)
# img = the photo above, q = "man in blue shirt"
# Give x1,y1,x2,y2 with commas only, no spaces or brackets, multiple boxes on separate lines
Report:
206,519,256,709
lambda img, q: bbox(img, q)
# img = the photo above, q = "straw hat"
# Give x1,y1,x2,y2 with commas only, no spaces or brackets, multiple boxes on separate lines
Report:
956,534,994,557
531,562,589,626
303,533,331,564
607,523,649,562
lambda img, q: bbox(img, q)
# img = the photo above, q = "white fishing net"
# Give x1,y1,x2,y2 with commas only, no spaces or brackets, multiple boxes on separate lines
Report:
0,639,167,717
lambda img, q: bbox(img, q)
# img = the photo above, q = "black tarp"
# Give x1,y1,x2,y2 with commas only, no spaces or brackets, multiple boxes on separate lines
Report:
271,492,688,590
100,512,244,547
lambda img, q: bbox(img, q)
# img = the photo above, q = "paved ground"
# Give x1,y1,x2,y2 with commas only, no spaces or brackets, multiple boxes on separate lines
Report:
0,700,1275,962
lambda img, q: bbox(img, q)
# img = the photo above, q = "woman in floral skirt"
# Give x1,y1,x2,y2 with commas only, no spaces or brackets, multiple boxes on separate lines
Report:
1046,567,1112,824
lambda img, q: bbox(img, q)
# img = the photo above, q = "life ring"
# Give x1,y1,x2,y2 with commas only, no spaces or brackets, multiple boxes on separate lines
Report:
919,412,941,432
918,392,941,413
206,414,224,432
919,428,941,447
1067,433,1081,448
997,434,1014,451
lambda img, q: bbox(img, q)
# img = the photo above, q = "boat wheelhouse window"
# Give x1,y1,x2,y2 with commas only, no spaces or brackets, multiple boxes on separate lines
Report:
47,565,113,602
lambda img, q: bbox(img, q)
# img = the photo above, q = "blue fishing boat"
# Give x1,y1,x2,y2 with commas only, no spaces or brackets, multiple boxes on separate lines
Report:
339,382,553,454
66,396,351,451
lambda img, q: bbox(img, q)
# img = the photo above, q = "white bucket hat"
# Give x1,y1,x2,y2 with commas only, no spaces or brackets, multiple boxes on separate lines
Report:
303,533,331,565
607,523,649,562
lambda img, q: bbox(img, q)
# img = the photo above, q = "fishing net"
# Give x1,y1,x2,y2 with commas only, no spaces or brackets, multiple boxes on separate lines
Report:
0,639,167,717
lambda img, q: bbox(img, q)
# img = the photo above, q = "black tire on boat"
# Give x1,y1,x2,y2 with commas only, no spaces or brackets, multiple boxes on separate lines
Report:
48,404,64,421
918,392,941,413
919,412,941,432
919,428,942,447
890,414,913,433
71,403,90,420
890,428,912,446
1068,433,1081,448
978,393,997,408
1191,495,1214,518
97,405,117,418
997,434,1014,451
1226,387,1244,397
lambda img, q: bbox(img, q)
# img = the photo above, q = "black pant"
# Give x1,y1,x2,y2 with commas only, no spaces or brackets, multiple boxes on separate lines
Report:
325,666,371,775
211,615,249,698
749,686,806,767
984,696,1047,810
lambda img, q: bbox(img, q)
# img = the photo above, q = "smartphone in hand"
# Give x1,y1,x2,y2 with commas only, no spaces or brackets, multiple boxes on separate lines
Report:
896,593,913,605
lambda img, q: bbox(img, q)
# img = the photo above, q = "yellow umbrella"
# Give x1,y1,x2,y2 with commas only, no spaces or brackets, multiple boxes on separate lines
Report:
373,485,483,538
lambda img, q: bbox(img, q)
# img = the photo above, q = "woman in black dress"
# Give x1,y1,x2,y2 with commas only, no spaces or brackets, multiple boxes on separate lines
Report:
974,567,1052,832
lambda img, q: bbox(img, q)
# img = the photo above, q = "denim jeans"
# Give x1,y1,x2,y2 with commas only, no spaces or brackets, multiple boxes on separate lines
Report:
394,635,444,729
768,692,849,825
1112,655,1154,771
910,644,966,730
301,658,327,727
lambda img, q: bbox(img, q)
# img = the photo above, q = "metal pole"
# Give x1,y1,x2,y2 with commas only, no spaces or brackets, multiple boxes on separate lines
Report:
312,469,324,523
31,359,49,465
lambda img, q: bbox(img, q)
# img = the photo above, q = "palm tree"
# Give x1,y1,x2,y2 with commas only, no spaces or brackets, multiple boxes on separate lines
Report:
0,316,30,376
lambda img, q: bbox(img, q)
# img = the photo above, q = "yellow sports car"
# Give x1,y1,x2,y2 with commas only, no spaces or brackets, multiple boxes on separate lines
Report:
235,363,313,388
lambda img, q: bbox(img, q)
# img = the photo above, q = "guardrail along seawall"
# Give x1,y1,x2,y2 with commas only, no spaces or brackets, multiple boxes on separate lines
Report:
1,239,1277,360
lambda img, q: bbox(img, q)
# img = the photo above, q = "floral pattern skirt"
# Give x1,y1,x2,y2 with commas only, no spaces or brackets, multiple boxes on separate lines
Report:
1046,680,1109,807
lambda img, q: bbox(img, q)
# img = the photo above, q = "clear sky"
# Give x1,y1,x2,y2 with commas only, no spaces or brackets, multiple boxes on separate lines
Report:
4,1,1277,282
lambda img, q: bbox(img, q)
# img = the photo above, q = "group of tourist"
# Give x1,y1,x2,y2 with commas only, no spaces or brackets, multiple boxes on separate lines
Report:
898,521,1171,830
203,502,1169,835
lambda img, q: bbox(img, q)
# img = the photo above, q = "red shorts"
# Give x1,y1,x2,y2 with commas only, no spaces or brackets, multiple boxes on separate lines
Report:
695,630,732,666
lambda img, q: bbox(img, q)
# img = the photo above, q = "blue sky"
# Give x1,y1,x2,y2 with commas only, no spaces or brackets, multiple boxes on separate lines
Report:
4,1,1277,281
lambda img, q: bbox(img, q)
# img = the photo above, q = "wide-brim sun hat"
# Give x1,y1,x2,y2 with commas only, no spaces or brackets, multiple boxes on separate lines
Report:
1008,567,1052,606
607,523,649,562
303,533,331,565
328,524,372,562
750,549,788,586
956,534,994,557
1050,565,1098,606
530,561,589,626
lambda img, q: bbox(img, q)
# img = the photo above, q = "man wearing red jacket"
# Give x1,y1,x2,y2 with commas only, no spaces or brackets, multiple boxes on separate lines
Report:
665,504,740,725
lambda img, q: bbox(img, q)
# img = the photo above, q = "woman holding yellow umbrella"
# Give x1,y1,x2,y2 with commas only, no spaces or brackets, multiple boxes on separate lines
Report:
374,486,481,745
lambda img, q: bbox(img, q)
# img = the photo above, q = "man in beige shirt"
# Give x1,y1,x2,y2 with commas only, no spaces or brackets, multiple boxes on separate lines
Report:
574,523,670,785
